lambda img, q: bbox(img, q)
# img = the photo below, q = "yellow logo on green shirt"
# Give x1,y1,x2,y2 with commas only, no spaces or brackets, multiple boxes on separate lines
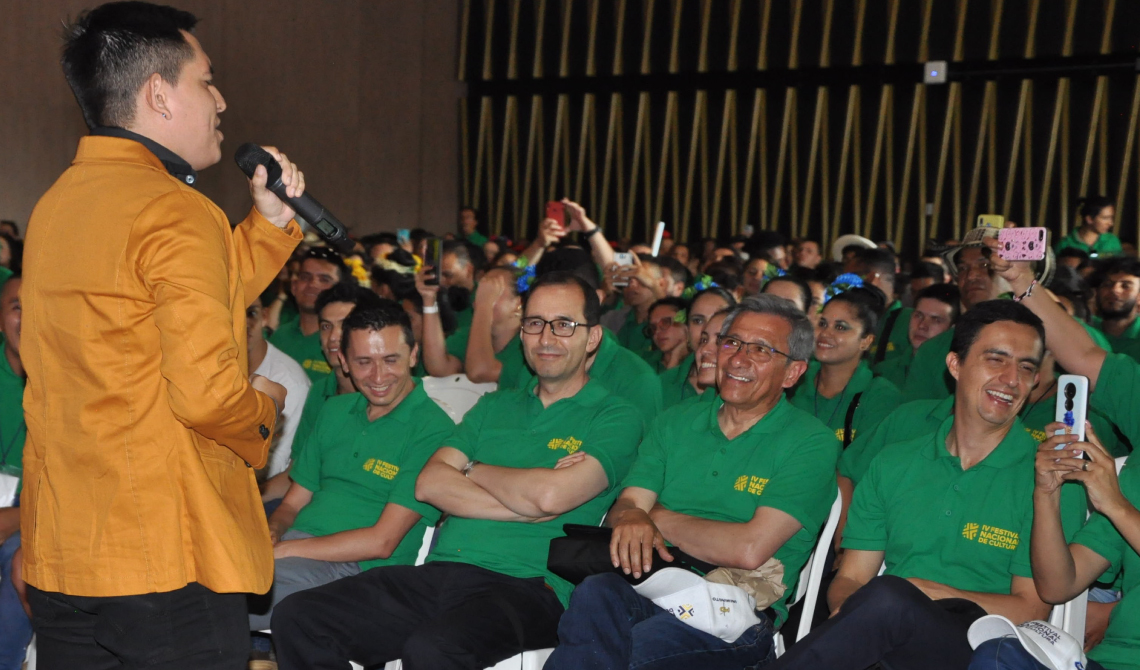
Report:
835,428,856,442
962,522,1018,550
887,342,896,352
1025,426,1048,443
302,359,332,374
733,475,769,496
363,458,399,480
548,437,583,454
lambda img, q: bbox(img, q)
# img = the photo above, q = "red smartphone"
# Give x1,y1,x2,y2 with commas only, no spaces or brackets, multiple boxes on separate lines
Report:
545,201,566,228
998,227,1048,262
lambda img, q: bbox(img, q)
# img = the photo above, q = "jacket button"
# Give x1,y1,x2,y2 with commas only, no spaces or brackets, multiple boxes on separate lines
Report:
259,425,270,439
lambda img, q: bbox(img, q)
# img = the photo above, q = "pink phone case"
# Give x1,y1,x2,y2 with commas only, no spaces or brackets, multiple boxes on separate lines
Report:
998,227,1047,261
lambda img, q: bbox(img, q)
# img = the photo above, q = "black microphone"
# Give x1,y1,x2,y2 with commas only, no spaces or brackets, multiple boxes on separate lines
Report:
234,143,355,255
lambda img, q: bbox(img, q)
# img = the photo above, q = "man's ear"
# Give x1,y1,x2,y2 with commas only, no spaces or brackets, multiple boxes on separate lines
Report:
946,351,961,382
337,349,350,375
586,324,604,356
408,343,420,371
783,359,809,388
140,72,171,122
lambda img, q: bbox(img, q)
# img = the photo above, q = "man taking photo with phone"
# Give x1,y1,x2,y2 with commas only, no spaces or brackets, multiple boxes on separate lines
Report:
19,3,305,668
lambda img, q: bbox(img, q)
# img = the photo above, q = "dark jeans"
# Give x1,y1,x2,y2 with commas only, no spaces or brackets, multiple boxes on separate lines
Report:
769,575,986,670
0,532,32,670
544,572,776,670
969,638,1108,670
272,561,564,670
27,582,248,670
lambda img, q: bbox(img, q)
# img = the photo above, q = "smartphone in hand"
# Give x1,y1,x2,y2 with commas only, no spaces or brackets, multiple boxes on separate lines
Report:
424,237,443,286
998,227,1048,262
1055,374,1089,458
545,201,567,228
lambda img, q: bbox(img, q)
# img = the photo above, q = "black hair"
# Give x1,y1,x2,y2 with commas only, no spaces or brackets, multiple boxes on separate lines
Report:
913,283,962,324
62,2,199,130
950,300,1045,359
302,247,349,284
689,287,737,316
1046,266,1092,322
910,260,948,281
1056,247,1092,271
340,299,416,354
359,233,398,254
1078,195,1114,222
825,286,886,337
0,234,22,274
658,256,692,288
524,271,601,326
315,283,383,319
762,275,812,312
856,247,897,277
534,247,601,291
0,221,18,237
255,279,281,309
744,230,786,261
1088,256,1140,289
648,296,690,319
442,239,487,270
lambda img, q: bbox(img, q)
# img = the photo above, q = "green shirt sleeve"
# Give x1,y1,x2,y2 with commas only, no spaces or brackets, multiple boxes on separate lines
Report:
839,409,895,483
902,331,955,400
388,418,453,525
852,378,903,441
445,391,493,459
841,450,889,551
445,326,470,362
1091,353,1140,446
620,422,669,494
290,402,334,493
290,378,329,463
582,402,646,492
759,431,840,532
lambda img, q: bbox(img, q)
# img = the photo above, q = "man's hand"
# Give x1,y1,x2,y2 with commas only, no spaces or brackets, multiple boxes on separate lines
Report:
1062,422,1130,517
251,374,286,416
553,451,588,469
983,237,1034,292
1085,600,1117,652
613,254,666,300
905,577,953,601
474,270,511,311
11,546,30,618
537,217,568,248
247,146,306,229
414,269,441,307
562,199,598,234
610,505,674,579
1035,422,1083,496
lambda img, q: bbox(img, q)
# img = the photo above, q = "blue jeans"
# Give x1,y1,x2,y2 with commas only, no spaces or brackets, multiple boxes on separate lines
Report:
544,572,776,670
969,638,1108,670
0,532,32,670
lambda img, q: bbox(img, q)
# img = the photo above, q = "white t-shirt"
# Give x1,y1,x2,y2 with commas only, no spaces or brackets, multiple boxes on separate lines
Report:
254,342,312,477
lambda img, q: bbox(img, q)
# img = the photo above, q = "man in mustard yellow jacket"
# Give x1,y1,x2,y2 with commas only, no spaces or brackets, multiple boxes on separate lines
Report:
17,4,306,668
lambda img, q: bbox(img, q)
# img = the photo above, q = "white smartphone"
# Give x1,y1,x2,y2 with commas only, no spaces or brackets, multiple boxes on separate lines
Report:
612,252,634,288
1054,374,1089,456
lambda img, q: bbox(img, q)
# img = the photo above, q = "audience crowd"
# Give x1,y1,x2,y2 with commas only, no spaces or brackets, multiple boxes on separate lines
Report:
2,192,1140,670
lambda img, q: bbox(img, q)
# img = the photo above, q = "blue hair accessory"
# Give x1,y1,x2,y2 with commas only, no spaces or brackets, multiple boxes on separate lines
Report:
682,274,720,300
823,273,864,304
515,264,537,294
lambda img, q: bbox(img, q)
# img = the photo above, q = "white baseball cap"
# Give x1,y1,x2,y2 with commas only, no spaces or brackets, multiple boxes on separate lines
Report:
632,568,762,643
968,615,1087,670
831,234,877,262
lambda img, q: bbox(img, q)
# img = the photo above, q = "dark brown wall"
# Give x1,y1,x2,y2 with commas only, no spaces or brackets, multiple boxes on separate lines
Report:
0,0,461,237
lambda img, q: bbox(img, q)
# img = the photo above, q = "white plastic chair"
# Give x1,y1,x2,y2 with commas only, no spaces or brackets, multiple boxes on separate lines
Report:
422,374,498,424
774,491,844,656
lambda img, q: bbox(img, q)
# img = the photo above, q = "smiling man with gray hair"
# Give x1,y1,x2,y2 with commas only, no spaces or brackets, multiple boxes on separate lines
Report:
546,294,840,670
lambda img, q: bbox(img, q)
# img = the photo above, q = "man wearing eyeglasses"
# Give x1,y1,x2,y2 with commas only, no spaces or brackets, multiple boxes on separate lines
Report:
546,294,840,670
271,271,644,670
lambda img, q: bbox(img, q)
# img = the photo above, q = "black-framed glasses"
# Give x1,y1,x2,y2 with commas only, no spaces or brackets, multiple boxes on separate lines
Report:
717,335,794,363
521,317,587,337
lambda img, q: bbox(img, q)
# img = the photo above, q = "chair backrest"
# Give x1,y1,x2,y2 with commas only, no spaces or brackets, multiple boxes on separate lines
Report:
422,374,498,424
1116,455,1128,475
791,491,844,642
415,525,436,566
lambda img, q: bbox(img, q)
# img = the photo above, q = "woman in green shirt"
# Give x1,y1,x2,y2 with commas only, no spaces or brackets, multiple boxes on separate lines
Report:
790,285,902,445
658,287,736,408
644,297,691,373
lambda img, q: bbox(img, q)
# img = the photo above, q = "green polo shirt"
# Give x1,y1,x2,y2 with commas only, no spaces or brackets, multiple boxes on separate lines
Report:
1092,315,1140,354
427,377,644,608
0,267,11,286
843,416,1087,594
290,372,340,464
616,308,656,363
1073,460,1140,670
290,382,453,570
269,319,332,384
463,230,489,247
1055,228,1122,258
788,361,902,444
513,329,663,427
622,395,840,625
839,397,952,484
1092,352,1140,447
904,319,1114,401
659,353,699,410
872,303,913,365
0,337,25,478
444,328,527,390
872,350,912,389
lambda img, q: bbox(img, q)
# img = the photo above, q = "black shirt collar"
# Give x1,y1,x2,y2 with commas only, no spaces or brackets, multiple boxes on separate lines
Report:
90,127,199,187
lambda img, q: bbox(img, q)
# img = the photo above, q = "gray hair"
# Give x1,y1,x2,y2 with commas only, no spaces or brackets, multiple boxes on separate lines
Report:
719,294,814,361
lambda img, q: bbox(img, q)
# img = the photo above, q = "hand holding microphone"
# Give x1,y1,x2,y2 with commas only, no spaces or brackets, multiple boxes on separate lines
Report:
244,146,305,228
235,143,355,254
